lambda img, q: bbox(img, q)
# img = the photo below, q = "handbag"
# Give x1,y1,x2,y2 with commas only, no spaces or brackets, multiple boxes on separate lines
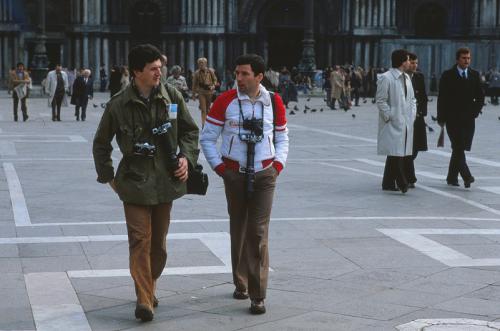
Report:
187,163,209,195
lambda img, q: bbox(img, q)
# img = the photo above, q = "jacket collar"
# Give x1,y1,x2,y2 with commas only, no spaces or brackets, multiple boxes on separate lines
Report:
237,84,271,107
389,68,404,79
123,81,171,107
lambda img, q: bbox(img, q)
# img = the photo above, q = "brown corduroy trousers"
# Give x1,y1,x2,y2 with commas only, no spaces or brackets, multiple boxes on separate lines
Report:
123,202,172,308
223,166,277,300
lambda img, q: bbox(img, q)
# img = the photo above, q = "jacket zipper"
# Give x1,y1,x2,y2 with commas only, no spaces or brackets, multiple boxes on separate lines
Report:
268,136,272,154
228,136,234,155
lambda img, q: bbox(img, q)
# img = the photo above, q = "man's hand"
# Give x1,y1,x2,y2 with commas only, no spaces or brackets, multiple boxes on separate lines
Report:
174,157,189,182
108,179,118,193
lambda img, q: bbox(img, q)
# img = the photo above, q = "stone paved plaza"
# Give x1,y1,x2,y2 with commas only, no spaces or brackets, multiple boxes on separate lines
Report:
1,92,500,330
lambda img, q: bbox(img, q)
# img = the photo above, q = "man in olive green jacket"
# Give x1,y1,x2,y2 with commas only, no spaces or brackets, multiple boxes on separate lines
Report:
93,44,199,322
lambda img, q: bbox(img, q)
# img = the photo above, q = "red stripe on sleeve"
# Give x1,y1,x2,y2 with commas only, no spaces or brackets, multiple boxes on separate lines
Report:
273,93,287,127
207,89,238,123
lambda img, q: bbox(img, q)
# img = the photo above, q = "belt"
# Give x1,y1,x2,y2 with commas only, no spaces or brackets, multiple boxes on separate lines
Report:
223,157,274,173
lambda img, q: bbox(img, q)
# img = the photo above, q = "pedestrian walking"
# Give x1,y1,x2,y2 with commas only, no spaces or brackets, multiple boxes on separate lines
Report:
404,53,428,187
10,62,30,122
93,44,199,322
192,57,218,128
71,69,93,121
46,64,69,121
376,49,416,193
330,66,344,109
99,64,108,92
437,47,485,188
200,54,289,315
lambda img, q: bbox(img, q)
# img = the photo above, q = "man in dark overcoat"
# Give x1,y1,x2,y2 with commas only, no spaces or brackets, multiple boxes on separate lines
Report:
437,47,484,188
404,53,428,187
71,69,94,121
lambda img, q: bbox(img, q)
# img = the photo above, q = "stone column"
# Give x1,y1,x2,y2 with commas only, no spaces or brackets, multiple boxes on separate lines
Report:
102,0,107,24
188,38,195,70
187,0,192,24
124,40,129,61
95,0,101,25
198,37,205,58
208,38,214,67
179,39,185,69
94,37,101,80
193,0,199,24
103,38,109,74
242,40,247,54
384,0,389,26
390,0,395,27
115,40,120,65
83,34,89,68
345,0,351,30
360,0,366,27
181,0,186,24
76,0,81,23
169,38,176,65
364,41,370,69
8,0,12,21
1,37,6,78
219,0,224,25
213,0,218,25
217,36,224,74
298,0,316,73
373,0,379,27
355,41,362,65
83,0,88,24
367,0,372,26
354,0,360,27
75,38,81,69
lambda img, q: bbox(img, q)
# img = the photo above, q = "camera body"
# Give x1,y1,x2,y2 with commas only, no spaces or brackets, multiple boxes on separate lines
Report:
134,142,156,157
240,117,264,143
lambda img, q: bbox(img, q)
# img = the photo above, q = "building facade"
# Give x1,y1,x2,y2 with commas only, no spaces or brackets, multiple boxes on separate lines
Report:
0,0,499,86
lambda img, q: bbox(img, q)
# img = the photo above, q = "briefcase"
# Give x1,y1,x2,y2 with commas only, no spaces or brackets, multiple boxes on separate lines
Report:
187,163,209,195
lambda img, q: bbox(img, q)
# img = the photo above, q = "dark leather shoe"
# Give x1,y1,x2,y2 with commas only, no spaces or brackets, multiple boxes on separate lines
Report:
464,176,475,188
400,184,408,194
233,289,249,300
135,304,154,322
382,186,398,191
250,299,266,314
447,180,459,187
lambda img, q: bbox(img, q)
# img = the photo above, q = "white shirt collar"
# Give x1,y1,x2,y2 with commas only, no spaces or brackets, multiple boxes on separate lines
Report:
237,84,271,106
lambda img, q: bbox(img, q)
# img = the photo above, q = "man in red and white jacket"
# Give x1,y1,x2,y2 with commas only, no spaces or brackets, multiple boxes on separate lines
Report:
200,54,289,315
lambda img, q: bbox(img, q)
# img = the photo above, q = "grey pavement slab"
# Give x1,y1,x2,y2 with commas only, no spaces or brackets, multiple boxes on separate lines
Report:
2,94,500,329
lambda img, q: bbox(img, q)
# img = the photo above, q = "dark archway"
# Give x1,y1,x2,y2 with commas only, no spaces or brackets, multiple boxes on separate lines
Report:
259,0,304,70
129,1,162,46
415,2,447,37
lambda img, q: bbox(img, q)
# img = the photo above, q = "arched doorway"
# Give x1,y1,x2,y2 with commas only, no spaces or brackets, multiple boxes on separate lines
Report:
259,0,303,70
415,2,447,37
129,1,161,46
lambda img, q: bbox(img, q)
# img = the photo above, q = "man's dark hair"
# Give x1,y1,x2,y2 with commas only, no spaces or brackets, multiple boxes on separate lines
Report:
235,54,266,76
128,44,162,77
16,62,24,68
408,52,418,61
391,49,409,68
456,47,471,60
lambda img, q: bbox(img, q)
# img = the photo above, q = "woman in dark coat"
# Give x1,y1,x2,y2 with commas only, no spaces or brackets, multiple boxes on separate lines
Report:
109,65,122,97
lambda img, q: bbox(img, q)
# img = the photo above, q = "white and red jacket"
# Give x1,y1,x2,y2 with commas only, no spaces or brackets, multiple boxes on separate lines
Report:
200,84,289,175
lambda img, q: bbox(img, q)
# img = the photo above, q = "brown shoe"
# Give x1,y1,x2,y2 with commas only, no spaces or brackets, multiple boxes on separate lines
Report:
233,289,249,300
135,304,154,322
249,299,266,314
153,296,159,308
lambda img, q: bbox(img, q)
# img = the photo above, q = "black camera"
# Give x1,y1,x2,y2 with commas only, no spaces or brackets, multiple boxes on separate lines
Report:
242,117,263,136
133,142,156,157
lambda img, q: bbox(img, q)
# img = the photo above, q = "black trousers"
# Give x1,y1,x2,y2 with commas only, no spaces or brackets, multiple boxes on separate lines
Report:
75,104,88,120
404,151,418,184
382,156,408,189
51,94,64,120
13,92,28,120
447,148,472,182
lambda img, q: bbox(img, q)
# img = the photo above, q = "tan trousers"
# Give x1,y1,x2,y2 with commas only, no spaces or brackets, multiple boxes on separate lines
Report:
223,166,277,299
123,202,172,308
198,92,213,113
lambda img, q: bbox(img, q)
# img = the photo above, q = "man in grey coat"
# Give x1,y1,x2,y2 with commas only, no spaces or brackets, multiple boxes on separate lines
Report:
376,49,416,193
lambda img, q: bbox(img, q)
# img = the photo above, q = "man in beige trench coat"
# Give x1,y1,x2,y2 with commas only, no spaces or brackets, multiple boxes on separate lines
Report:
376,49,416,193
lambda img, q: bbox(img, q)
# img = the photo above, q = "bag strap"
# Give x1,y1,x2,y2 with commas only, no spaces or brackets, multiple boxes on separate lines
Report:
270,91,276,145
